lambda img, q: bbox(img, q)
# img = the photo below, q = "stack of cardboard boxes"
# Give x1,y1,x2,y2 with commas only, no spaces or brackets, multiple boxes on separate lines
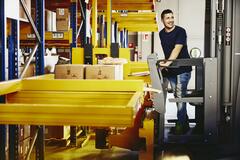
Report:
55,64,123,80
85,65,123,80
56,8,69,31
34,8,69,32
55,64,85,79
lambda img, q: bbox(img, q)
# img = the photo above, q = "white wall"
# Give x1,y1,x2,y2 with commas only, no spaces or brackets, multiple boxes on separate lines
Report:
138,32,152,61
178,0,205,55
5,0,19,19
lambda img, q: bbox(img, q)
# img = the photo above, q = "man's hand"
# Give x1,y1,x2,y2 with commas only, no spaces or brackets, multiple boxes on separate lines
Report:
159,61,172,68
160,44,183,69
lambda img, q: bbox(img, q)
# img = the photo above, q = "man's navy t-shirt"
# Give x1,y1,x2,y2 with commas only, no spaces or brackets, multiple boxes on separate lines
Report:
159,25,192,77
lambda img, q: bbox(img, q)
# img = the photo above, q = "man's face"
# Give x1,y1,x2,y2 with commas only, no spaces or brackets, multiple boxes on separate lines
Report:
162,13,174,30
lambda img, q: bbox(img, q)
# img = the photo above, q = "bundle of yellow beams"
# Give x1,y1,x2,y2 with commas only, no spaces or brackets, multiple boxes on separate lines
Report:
0,77,144,127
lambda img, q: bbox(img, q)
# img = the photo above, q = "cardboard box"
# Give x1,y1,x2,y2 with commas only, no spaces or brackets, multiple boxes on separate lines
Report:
55,64,85,79
56,8,69,19
57,19,69,31
85,65,123,80
45,126,70,139
56,8,69,31
19,64,35,78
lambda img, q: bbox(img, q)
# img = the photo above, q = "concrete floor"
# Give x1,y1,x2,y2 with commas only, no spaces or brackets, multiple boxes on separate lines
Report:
31,140,138,160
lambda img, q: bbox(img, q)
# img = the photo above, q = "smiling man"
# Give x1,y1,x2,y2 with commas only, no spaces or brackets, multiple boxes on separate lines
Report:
159,9,192,135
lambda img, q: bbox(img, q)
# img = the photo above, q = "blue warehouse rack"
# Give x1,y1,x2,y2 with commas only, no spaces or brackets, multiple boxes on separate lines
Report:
0,0,6,158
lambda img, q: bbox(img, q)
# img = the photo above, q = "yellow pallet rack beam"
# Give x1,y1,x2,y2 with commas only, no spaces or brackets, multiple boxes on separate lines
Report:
99,12,158,32
0,79,22,95
112,12,157,21
124,62,151,83
0,79,144,127
20,30,72,41
21,79,144,92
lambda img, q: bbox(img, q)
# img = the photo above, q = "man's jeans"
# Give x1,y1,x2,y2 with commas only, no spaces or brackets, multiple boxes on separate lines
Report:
167,72,191,125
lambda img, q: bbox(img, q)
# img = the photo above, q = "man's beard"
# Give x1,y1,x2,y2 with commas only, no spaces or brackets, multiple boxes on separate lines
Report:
164,24,175,30
165,24,174,30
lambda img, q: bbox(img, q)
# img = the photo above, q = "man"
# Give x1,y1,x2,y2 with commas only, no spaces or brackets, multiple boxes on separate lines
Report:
159,9,192,134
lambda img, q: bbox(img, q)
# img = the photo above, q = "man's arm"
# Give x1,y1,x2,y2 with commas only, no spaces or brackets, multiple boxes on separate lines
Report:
160,44,183,67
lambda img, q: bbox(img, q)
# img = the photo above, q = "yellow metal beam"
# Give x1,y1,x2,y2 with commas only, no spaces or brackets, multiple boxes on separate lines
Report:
119,24,158,32
99,12,158,32
72,48,84,64
117,21,156,25
90,0,154,10
124,62,151,82
126,62,150,73
45,31,72,43
24,74,55,80
92,48,110,64
7,91,133,99
99,12,157,24
0,78,145,127
112,12,156,21
119,48,131,61
92,0,98,47
0,79,144,96
139,119,154,160
7,91,133,105
1,83,143,127
0,103,135,127
98,3,153,10
91,0,153,3
106,0,152,2
0,79,22,96
20,30,72,42
21,79,144,92
127,91,143,108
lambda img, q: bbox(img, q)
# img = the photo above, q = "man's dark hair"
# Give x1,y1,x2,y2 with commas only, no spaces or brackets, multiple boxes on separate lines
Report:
161,9,173,19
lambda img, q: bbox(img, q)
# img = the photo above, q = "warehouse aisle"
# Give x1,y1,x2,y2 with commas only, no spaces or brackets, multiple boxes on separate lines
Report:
31,140,138,160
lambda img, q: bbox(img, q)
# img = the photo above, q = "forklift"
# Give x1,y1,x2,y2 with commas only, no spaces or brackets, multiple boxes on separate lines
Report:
147,0,240,159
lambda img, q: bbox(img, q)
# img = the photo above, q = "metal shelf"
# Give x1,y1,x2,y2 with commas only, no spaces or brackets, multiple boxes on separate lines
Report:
20,31,72,43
